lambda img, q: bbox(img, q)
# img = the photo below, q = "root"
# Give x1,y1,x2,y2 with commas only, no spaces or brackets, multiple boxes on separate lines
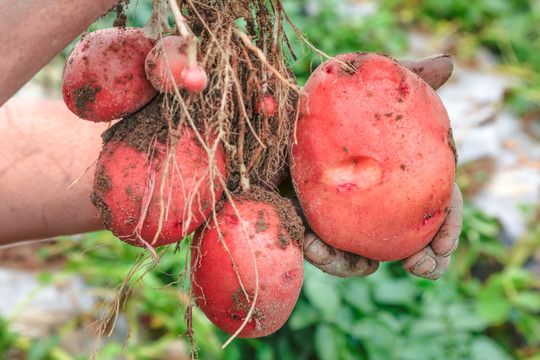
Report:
161,0,303,349
67,157,98,190
90,245,170,360
233,28,301,93
94,0,323,353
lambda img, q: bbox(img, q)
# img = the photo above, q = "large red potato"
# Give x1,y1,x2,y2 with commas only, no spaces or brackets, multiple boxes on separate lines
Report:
191,188,304,337
290,52,456,262
91,102,226,247
62,27,157,122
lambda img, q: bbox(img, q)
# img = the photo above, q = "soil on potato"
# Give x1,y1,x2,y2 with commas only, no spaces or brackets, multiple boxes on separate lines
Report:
72,84,100,118
112,1,129,28
237,186,305,249
100,95,171,152
91,97,172,230
91,165,114,229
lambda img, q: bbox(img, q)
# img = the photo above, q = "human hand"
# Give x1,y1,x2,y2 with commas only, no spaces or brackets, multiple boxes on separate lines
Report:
302,54,461,280
402,183,463,279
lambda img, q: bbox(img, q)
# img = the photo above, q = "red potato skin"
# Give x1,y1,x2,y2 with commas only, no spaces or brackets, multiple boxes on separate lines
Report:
255,95,278,116
62,27,158,122
182,65,208,94
94,128,226,247
191,197,304,338
290,52,456,262
145,35,189,94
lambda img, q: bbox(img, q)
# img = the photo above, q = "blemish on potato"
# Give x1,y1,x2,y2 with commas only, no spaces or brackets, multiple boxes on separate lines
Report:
325,64,335,75
399,80,410,96
201,200,210,212
283,269,299,282
336,183,358,192
255,210,269,232
323,156,383,191
73,83,100,116
422,210,441,225
277,231,290,249
224,214,239,225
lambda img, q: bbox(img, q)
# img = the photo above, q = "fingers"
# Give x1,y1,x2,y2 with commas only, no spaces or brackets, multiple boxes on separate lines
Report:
402,245,451,280
304,233,379,278
402,183,463,280
431,183,463,256
398,54,454,91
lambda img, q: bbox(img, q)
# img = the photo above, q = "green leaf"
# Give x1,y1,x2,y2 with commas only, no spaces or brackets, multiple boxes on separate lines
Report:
476,295,512,325
447,303,488,332
256,343,275,360
398,336,447,360
288,301,319,330
371,278,418,307
341,280,375,314
408,318,447,336
314,324,341,360
349,317,395,348
470,337,514,360
514,291,540,312
303,273,342,321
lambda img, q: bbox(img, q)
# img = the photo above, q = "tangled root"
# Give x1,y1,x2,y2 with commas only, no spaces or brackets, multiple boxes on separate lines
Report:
146,0,303,195
91,0,320,354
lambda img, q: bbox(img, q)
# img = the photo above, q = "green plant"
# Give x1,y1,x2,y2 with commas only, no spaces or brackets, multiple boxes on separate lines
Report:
8,1,540,358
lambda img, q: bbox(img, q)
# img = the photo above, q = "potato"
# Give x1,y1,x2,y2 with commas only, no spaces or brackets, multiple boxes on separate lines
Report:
62,27,157,122
91,101,226,247
290,52,456,261
145,36,207,94
255,95,278,116
181,65,208,94
145,35,189,93
191,188,304,337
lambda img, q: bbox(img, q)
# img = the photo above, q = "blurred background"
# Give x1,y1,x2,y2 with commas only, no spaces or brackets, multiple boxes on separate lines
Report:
1,0,540,359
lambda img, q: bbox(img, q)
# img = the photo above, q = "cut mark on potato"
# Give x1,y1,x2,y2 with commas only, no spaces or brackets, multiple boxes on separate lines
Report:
323,156,383,191
422,209,443,226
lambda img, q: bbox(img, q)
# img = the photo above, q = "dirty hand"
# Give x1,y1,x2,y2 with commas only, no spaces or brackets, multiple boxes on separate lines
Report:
303,54,463,280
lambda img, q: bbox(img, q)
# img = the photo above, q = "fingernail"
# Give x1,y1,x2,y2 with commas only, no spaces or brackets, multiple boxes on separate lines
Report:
441,238,459,257
414,256,437,275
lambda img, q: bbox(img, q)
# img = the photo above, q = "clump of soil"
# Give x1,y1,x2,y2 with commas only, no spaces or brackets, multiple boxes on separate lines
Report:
237,186,305,248
100,95,173,152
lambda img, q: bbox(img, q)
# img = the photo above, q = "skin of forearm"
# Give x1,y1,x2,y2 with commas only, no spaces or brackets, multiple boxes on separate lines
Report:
0,0,119,107
0,98,107,245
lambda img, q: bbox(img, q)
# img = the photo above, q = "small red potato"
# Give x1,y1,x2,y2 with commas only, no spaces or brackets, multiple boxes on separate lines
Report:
91,102,227,247
62,27,157,122
191,188,304,338
290,52,456,261
145,35,189,93
182,65,208,94
255,95,278,116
